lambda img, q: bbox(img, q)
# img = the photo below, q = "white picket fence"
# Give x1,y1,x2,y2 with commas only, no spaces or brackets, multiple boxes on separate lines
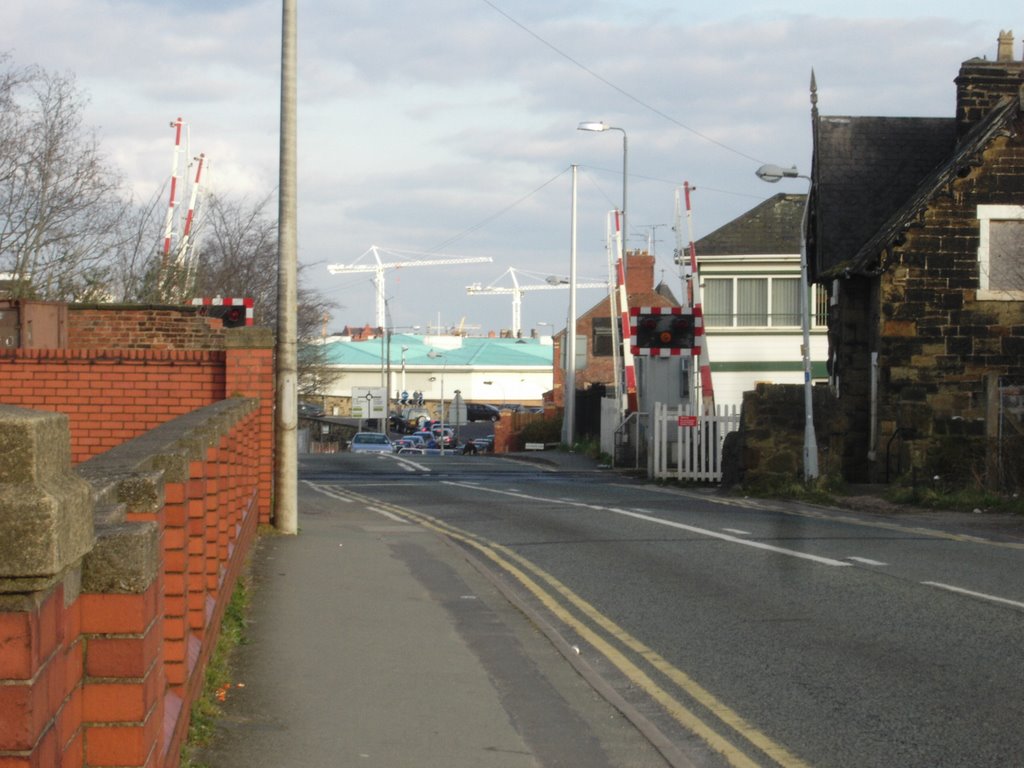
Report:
652,402,741,482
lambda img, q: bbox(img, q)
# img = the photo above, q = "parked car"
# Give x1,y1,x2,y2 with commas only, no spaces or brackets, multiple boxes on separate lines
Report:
298,401,325,418
465,435,494,454
401,407,432,434
348,432,393,453
430,426,456,448
466,403,501,422
411,431,440,449
393,437,426,454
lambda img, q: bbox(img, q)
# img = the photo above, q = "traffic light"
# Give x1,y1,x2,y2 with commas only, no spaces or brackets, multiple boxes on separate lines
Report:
208,305,248,327
191,297,254,328
630,307,695,355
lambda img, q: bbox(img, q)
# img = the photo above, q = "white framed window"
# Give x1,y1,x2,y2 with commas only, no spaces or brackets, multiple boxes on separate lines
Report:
703,276,824,328
977,204,1024,300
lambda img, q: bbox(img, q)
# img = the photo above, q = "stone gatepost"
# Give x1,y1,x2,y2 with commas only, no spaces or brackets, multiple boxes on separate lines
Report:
0,405,94,594
0,405,94,764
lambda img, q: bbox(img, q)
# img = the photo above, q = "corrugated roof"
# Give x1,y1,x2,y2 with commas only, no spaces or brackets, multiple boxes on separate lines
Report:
322,334,553,369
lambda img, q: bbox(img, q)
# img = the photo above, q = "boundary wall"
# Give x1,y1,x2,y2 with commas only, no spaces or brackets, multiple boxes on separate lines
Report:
0,305,277,767
0,399,263,767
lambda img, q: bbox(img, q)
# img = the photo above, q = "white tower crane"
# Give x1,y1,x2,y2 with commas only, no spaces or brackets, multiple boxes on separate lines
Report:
327,246,492,330
466,267,607,337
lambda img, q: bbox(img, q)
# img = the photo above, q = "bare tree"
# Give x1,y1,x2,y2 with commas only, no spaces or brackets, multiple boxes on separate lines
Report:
192,192,340,395
101,185,166,303
0,57,128,300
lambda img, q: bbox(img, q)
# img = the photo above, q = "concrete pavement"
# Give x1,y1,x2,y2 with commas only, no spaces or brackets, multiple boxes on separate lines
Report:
190,452,673,768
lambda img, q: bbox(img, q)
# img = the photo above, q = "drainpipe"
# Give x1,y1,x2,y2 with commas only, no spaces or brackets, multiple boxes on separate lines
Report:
867,351,878,462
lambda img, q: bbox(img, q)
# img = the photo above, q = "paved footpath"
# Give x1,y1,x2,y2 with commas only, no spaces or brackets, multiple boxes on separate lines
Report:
190,474,675,768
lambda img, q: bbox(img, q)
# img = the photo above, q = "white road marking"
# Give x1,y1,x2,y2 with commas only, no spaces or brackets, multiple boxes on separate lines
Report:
393,455,430,472
922,582,1024,610
444,482,852,567
303,481,408,523
301,480,354,502
722,528,751,536
847,557,888,566
367,506,408,523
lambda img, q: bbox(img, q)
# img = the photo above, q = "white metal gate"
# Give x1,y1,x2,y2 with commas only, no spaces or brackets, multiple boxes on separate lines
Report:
652,402,740,482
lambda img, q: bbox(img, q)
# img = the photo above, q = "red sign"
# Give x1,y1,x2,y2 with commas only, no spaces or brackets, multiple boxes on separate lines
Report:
677,415,698,428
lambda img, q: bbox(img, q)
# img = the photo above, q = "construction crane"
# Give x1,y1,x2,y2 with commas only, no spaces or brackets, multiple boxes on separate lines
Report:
466,267,607,337
328,246,491,330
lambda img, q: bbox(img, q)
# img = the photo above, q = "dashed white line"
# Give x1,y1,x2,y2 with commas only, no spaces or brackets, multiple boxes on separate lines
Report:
302,480,354,502
922,582,1024,610
443,482,852,567
847,556,888,566
367,506,408,523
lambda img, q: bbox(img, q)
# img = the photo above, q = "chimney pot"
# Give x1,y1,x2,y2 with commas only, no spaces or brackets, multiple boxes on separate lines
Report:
997,29,1014,62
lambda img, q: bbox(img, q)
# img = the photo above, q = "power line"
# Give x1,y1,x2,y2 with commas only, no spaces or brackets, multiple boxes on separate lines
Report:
430,166,571,252
479,0,766,165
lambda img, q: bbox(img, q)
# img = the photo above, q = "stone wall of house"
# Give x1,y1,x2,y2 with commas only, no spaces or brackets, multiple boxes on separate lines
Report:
956,31,1024,137
858,122,1024,486
827,273,880,482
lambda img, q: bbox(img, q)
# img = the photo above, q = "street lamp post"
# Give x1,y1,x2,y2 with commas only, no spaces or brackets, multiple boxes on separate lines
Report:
756,163,819,481
578,120,628,268
427,350,447,456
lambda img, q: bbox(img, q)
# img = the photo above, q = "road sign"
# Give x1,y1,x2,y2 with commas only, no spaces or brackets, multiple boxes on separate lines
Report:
447,391,468,425
630,306,697,356
351,386,387,419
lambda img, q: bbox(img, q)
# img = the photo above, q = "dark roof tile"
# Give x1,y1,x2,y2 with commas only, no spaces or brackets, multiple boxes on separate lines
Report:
696,193,805,255
810,116,955,278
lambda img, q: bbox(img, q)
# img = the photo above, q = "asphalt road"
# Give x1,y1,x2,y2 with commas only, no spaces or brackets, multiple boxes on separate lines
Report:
319,450,1024,767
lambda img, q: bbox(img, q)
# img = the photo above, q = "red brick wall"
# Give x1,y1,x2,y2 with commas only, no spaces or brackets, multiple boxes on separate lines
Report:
0,404,263,768
551,251,675,403
68,306,227,350
0,306,274,523
0,349,228,463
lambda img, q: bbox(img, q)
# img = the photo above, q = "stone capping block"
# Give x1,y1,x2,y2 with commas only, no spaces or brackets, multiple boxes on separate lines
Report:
71,398,257,598
77,397,258,484
82,520,160,594
0,406,94,590
222,326,275,348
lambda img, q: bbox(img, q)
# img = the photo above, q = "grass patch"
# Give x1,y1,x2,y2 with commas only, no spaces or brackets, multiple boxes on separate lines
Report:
886,483,1024,514
180,565,252,768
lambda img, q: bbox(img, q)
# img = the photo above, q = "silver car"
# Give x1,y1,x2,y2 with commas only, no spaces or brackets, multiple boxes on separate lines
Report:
348,432,393,454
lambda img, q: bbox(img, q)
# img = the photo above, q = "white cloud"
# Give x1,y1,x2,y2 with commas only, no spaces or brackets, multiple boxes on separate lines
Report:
0,0,1019,331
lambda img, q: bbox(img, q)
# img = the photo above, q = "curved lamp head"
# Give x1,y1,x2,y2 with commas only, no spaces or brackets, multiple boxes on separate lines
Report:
577,121,609,132
755,164,800,183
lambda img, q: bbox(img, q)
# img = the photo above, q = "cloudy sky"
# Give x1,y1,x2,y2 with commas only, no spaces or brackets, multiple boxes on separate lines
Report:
1,1,1019,333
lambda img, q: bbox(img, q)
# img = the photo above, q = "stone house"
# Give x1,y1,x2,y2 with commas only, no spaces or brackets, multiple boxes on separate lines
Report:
809,31,1024,486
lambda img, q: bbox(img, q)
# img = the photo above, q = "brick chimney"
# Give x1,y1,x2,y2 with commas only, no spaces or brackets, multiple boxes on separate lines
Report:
955,30,1024,137
624,250,655,295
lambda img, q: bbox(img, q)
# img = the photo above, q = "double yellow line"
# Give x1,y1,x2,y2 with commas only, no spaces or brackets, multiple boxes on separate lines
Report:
345,489,812,768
